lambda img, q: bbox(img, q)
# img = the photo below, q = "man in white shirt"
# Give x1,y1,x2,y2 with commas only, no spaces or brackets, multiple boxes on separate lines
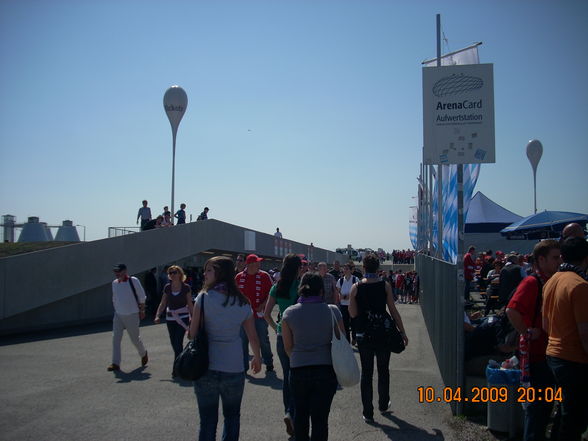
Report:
274,227,282,238
108,263,148,372
336,263,360,343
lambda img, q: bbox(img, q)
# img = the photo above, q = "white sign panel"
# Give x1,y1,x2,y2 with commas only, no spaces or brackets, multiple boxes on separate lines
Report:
244,230,256,251
423,64,495,165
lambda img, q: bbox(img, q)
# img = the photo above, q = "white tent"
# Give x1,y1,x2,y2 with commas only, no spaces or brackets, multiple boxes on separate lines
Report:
465,191,523,233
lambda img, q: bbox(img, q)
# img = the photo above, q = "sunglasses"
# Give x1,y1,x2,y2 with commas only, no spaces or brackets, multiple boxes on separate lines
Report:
168,271,178,275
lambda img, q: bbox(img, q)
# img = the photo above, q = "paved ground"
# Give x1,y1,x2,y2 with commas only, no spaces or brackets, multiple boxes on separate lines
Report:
0,304,469,441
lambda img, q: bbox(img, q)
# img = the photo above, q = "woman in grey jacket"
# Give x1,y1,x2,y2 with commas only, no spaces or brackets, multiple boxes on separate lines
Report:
282,272,344,441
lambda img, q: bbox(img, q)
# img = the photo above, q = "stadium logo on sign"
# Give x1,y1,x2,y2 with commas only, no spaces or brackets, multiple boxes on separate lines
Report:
432,74,483,97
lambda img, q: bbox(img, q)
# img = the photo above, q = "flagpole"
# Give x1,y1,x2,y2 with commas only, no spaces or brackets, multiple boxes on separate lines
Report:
430,166,433,253
436,14,444,259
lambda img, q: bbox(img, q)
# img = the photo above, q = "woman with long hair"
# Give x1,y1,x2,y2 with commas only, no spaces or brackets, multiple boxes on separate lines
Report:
264,253,302,436
189,256,261,441
281,272,344,441
154,265,193,378
349,253,408,423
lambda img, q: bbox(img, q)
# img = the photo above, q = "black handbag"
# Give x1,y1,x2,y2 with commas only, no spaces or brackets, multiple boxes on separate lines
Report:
359,311,405,354
386,315,406,354
355,282,405,354
173,296,209,381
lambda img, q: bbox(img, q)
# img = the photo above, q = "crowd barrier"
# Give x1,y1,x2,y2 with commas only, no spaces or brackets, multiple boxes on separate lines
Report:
416,253,463,414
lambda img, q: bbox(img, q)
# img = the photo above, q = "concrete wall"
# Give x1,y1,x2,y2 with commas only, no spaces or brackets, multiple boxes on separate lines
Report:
0,219,345,335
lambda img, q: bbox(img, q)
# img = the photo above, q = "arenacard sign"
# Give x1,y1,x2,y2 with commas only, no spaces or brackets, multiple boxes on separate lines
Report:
423,63,495,165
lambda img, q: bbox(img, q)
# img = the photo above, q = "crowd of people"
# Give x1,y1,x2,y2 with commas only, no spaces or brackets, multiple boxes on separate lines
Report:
391,249,415,264
462,222,588,441
137,200,209,231
109,252,414,441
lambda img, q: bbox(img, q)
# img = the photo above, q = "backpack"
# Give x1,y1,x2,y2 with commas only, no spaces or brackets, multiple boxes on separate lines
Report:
498,273,543,344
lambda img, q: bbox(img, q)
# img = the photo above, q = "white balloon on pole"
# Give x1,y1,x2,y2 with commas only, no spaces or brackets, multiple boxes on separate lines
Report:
163,85,188,219
526,139,543,173
164,86,187,138
526,139,543,214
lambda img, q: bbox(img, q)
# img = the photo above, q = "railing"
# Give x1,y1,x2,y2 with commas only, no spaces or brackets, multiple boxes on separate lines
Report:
108,226,140,238
416,253,463,415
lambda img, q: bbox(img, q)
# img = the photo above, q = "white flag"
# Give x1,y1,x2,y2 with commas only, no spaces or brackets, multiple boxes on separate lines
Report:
423,43,480,67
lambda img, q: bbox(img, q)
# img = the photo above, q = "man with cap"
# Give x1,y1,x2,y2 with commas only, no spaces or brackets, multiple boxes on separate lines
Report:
108,263,148,372
236,254,274,372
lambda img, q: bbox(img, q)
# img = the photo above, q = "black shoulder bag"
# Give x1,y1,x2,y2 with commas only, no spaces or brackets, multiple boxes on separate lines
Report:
173,295,209,381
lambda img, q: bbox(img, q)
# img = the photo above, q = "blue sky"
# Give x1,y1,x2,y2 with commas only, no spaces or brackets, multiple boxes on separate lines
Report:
1,0,587,250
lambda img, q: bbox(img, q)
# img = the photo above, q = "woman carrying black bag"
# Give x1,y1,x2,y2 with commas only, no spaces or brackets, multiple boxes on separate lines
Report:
349,253,408,423
188,256,261,441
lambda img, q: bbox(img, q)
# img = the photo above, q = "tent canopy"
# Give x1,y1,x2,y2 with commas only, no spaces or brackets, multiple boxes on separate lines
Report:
500,210,588,238
465,191,523,233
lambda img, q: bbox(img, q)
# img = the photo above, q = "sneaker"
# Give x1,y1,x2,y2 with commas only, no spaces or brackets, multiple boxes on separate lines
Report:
141,351,148,366
362,415,374,423
107,364,120,372
379,401,392,414
283,414,294,436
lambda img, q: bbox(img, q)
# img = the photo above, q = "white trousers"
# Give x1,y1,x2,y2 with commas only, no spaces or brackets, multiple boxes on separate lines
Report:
112,313,146,365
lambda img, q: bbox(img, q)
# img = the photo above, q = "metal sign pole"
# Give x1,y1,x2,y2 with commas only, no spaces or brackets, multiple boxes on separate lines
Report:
456,162,465,416
164,86,188,219
436,14,443,259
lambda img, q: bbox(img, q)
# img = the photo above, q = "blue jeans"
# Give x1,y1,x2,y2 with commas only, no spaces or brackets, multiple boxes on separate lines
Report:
547,356,588,441
194,370,245,441
464,279,472,300
276,335,295,417
524,360,559,441
290,365,337,441
241,318,273,370
358,341,391,418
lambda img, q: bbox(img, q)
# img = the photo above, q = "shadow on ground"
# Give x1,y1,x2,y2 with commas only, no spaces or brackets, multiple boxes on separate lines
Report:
113,366,152,383
246,371,283,390
357,413,445,441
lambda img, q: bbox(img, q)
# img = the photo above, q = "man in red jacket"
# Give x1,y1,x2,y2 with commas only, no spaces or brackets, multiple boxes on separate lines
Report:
506,240,561,441
236,254,274,373
463,246,476,301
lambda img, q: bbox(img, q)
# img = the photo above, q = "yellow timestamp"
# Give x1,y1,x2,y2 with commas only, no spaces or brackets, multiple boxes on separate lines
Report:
417,386,562,403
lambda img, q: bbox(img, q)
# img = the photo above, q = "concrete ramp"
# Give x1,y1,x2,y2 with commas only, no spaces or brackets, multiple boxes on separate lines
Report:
0,219,344,335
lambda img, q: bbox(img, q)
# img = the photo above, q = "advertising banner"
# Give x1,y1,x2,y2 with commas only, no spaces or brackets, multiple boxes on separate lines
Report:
423,63,495,165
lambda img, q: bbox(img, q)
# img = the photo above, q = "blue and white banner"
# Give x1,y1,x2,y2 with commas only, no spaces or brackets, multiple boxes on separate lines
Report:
440,163,480,263
409,206,418,250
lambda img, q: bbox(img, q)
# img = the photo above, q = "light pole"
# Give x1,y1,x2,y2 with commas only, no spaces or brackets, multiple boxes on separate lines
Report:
526,139,543,214
75,224,86,241
163,86,188,219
